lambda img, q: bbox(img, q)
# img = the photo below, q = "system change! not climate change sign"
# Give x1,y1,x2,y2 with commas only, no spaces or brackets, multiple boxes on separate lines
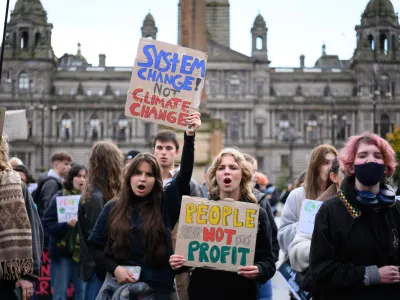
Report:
175,196,259,272
125,38,208,130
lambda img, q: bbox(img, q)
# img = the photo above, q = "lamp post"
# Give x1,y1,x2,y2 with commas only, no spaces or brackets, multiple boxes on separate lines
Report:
331,114,337,145
279,120,297,182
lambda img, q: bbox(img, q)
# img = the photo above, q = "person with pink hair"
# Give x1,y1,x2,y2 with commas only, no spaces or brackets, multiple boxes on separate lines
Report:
310,132,400,299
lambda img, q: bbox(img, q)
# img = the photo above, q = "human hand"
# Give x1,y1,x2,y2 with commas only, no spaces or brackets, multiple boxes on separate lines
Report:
237,266,260,279
170,254,185,270
15,279,34,300
379,265,400,284
185,112,201,136
114,266,136,284
67,218,77,228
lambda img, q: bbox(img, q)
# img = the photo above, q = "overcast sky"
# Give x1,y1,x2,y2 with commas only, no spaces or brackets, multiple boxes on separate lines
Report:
1,0,399,67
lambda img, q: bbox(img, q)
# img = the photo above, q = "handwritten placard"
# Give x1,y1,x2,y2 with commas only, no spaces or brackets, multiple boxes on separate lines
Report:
125,38,208,130
56,195,81,223
4,109,28,140
175,196,259,272
298,199,322,235
277,257,312,300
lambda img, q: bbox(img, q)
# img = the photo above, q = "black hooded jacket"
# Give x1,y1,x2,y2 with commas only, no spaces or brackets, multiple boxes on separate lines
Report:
310,176,400,300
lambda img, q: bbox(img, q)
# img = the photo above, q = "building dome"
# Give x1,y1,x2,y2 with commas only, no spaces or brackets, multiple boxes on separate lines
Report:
143,13,155,26
253,13,266,27
362,0,396,19
13,0,47,20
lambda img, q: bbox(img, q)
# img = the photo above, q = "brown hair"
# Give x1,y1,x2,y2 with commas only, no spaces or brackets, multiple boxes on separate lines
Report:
304,144,338,200
105,153,168,265
152,130,179,150
207,148,257,203
51,152,72,163
81,141,123,204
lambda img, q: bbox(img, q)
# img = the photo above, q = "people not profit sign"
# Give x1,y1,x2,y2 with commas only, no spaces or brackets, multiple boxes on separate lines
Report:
125,38,208,130
175,196,259,272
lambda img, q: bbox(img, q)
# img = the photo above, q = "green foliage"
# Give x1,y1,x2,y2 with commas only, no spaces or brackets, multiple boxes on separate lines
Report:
386,125,400,185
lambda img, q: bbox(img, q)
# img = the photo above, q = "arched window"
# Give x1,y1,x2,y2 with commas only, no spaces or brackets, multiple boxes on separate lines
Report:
256,36,263,50
21,31,29,49
368,35,375,51
380,33,388,55
60,113,72,140
118,115,128,141
18,72,29,90
230,74,240,96
89,114,101,141
380,114,391,138
306,115,318,142
34,32,40,47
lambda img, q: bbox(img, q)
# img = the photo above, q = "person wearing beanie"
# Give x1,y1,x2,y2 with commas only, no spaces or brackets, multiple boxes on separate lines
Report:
125,150,140,167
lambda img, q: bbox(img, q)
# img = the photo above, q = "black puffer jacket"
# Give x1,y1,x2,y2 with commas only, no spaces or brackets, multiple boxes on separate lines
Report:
254,188,279,261
310,176,400,300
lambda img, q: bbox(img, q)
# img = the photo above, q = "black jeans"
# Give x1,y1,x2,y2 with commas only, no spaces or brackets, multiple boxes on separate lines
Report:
0,279,18,300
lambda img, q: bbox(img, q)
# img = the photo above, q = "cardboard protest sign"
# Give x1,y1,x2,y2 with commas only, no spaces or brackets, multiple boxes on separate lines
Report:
4,109,28,140
125,38,208,130
277,257,312,300
298,199,322,235
175,196,259,272
56,195,81,223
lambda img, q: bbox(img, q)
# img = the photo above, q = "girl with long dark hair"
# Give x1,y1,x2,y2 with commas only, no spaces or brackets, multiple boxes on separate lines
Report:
87,113,201,299
43,164,87,300
77,141,124,300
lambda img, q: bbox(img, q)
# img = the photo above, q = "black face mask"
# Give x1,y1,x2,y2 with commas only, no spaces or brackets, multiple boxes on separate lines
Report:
354,162,385,186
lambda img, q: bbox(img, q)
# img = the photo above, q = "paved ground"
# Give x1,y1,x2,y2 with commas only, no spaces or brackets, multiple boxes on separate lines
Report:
272,215,290,300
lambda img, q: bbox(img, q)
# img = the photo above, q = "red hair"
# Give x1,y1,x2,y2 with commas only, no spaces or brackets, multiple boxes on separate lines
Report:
339,132,397,177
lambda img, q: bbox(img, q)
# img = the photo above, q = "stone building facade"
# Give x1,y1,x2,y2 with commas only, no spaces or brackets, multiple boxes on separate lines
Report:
2,0,400,183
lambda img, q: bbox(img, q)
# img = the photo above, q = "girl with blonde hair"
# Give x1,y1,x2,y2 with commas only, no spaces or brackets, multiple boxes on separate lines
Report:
170,147,276,300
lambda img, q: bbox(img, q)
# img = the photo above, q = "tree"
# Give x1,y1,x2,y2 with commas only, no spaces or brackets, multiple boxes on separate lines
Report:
386,125,400,185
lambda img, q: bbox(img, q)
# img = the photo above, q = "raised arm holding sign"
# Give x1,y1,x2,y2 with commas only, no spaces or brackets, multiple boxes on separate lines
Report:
125,38,207,131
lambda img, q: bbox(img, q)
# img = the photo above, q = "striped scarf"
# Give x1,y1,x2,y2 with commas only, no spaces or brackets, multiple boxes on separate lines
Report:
0,169,33,280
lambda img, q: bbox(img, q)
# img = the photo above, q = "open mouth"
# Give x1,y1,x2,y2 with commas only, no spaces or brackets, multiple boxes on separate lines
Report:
223,178,232,185
137,184,146,192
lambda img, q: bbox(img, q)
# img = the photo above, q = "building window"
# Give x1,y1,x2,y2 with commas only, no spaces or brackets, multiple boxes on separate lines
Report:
281,155,289,169
70,88,76,95
210,81,217,96
60,113,72,140
21,31,29,49
381,114,391,138
87,89,92,96
58,88,63,95
230,114,240,141
144,123,151,138
257,83,263,98
118,115,128,141
98,89,104,96
28,121,33,137
306,115,318,142
257,124,263,139
257,156,264,172
230,74,240,96
115,89,121,96
18,72,29,90
89,114,101,141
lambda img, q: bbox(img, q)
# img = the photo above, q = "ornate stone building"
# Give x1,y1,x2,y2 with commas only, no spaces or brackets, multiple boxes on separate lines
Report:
2,0,400,183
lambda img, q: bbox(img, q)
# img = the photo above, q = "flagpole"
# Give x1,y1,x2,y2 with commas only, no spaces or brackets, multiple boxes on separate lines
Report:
0,0,10,83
